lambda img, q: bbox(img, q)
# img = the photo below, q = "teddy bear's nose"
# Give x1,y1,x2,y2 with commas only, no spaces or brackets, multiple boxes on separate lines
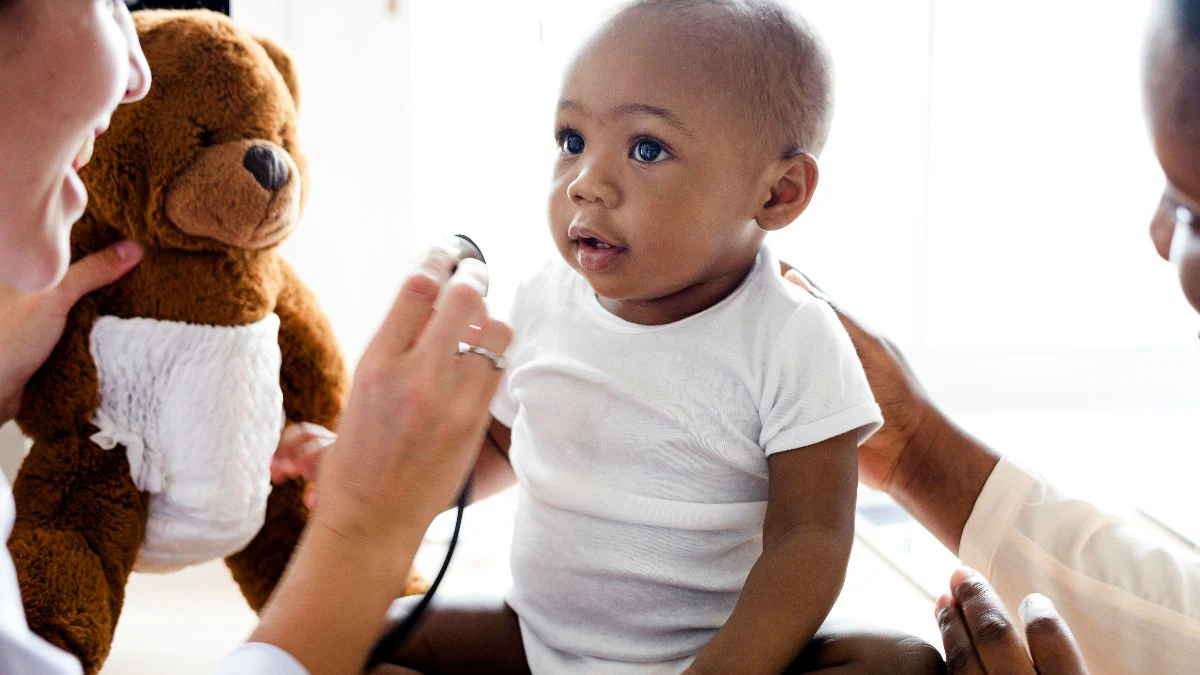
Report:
243,146,290,192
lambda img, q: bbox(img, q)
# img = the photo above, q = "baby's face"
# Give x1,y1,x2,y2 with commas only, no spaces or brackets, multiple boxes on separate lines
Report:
548,19,774,322
1144,10,1200,315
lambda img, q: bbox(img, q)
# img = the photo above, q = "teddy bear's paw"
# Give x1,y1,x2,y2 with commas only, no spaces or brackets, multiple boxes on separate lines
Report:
8,525,122,673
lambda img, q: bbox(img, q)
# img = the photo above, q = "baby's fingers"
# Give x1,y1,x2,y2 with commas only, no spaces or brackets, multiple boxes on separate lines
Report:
1021,594,1089,675
272,424,336,484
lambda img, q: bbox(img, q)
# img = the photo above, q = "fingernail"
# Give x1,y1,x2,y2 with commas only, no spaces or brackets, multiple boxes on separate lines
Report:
416,245,456,279
299,438,327,456
115,240,142,262
950,567,977,589
406,272,439,299
301,422,337,439
934,593,954,615
454,257,490,296
1019,593,1055,624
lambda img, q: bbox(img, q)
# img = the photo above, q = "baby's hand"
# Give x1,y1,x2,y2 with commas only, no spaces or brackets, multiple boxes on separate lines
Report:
272,422,337,510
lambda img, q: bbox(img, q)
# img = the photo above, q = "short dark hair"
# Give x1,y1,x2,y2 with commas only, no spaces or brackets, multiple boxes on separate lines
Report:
616,0,833,158
1181,0,1200,42
1152,0,1200,142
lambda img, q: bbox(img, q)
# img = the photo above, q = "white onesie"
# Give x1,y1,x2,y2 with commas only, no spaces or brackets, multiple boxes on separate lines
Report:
88,313,285,573
491,245,883,674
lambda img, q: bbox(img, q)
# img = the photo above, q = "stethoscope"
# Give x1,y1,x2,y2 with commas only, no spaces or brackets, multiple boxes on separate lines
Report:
364,235,485,672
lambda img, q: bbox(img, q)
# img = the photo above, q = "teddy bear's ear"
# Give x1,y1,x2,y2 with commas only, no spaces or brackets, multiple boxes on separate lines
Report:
255,35,301,110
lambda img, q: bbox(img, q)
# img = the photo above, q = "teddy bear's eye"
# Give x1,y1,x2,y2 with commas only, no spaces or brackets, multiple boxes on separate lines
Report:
197,129,217,148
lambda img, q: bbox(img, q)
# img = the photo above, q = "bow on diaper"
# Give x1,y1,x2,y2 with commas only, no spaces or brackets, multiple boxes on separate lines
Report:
91,409,167,494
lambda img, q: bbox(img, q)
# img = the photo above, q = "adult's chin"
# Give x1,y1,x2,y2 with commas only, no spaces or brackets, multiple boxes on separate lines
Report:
60,167,89,228
0,237,67,292
7,187,79,291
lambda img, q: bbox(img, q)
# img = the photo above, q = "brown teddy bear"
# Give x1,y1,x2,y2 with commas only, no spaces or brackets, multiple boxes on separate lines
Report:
8,10,423,673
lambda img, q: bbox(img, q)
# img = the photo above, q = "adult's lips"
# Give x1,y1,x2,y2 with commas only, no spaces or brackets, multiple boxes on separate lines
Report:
71,124,108,172
72,134,95,172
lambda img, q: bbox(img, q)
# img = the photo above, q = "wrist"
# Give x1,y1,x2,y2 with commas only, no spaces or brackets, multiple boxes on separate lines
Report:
250,516,427,673
307,509,430,582
887,400,954,498
889,404,1001,554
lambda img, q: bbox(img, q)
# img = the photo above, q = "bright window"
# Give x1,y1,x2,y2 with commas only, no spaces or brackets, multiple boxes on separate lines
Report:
403,0,1200,583
240,0,1199,586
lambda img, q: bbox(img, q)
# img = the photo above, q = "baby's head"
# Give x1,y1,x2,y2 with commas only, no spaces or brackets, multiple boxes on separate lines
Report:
549,0,832,322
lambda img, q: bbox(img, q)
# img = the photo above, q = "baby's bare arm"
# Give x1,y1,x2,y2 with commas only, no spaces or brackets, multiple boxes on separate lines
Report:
688,431,858,675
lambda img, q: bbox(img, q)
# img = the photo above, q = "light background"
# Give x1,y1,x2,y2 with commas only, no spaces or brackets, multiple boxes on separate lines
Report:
0,1,1196,672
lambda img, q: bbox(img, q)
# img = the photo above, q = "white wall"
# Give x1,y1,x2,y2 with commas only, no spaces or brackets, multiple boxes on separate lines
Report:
6,0,1198,506
407,0,1200,405
237,0,417,365
2,1,416,483
404,0,1200,529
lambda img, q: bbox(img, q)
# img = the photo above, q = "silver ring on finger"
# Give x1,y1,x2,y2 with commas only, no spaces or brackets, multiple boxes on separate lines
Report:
457,342,507,371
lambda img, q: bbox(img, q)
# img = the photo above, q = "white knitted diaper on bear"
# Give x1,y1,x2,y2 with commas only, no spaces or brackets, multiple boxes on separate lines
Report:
88,313,285,573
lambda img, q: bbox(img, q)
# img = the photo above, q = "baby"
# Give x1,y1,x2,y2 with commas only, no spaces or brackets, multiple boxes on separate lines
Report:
387,1,943,673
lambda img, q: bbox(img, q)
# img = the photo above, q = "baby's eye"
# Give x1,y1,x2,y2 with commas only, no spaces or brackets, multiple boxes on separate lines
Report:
632,139,669,164
559,131,585,156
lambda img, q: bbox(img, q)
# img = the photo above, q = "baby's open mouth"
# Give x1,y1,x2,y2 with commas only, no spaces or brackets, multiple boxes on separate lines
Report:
571,228,626,273
581,236,616,249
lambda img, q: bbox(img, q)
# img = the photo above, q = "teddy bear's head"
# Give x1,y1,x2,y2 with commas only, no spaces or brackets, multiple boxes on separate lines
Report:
81,10,306,253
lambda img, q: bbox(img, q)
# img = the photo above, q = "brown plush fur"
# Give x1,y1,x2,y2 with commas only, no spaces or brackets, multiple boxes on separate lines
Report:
8,11,423,673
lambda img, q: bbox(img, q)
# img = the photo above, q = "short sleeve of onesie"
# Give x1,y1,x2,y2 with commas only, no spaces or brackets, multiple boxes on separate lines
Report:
758,299,883,455
489,280,532,428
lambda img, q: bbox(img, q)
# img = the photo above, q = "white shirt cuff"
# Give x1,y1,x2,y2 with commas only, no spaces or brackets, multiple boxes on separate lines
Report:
959,455,1040,577
764,402,883,455
212,642,309,675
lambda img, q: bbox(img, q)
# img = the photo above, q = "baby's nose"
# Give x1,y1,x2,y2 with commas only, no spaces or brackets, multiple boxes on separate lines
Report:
243,146,290,192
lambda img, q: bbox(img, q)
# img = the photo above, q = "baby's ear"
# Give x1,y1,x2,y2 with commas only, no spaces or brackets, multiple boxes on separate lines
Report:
756,153,820,232
255,35,301,110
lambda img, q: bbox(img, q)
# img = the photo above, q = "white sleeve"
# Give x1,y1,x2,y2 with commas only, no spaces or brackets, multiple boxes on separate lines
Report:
758,300,882,455
489,281,531,429
490,363,518,428
961,457,1200,674
0,484,84,675
211,643,310,675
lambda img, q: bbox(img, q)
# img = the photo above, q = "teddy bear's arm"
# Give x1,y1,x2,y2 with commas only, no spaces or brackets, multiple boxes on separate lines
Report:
273,258,347,429
225,259,348,610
